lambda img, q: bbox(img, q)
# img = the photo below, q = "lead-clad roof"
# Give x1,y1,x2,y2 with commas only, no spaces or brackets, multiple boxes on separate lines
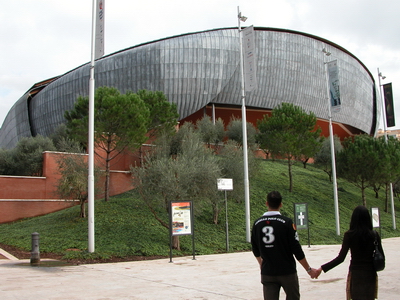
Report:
0,27,378,149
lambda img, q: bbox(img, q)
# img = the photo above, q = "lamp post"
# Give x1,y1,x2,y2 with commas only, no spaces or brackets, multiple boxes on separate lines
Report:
323,48,340,236
238,6,251,242
88,0,97,253
378,69,396,230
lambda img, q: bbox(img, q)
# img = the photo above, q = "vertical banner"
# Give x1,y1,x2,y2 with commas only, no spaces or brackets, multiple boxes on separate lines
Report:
242,25,257,91
95,0,105,59
327,60,341,113
170,201,193,236
383,83,395,127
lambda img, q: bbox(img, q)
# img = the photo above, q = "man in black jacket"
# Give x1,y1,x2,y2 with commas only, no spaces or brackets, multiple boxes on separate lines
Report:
251,191,317,300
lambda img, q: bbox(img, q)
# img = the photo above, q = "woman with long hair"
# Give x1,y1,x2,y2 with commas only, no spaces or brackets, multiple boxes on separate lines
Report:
316,205,384,300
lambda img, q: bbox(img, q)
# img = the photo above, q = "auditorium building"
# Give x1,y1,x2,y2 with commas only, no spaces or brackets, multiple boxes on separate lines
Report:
0,27,379,149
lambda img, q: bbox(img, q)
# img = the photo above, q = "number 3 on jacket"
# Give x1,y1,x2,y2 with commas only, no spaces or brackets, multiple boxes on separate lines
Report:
262,226,275,244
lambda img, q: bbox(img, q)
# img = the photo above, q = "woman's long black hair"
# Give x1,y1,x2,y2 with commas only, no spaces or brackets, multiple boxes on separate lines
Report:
348,205,374,242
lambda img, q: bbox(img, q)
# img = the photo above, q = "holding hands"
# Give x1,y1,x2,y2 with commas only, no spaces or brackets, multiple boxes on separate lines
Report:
308,267,323,279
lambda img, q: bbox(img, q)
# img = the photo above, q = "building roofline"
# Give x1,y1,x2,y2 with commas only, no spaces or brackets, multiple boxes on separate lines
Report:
105,26,375,82
46,27,373,87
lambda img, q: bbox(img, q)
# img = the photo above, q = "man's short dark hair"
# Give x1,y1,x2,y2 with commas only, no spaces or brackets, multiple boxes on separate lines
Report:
267,191,282,209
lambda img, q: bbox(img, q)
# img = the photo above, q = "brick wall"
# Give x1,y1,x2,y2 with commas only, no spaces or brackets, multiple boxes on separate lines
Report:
0,150,141,223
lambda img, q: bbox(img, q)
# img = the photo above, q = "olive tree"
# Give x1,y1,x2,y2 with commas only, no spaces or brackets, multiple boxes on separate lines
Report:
226,117,257,146
131,124,222,249
196,116,225,149
0,135,56,176
56,152,99,218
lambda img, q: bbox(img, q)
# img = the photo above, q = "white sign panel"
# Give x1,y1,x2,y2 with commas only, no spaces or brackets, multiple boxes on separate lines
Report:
371,207,380,228
217,178,233,191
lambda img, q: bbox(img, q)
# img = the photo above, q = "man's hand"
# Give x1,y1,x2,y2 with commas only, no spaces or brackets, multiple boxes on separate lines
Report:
309,267,322,279
308,268,316,279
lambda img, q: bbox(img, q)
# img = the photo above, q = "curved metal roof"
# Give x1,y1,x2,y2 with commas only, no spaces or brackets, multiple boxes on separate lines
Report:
0,27,378,149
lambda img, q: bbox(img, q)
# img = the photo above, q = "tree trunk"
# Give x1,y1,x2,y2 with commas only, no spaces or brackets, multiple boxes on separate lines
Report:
288,158,293,192
302,158,309,168
385,183,389,213
104,150,111,202
361,181,367,206
172,236,180,250
212,202,220,225
80,200,86,218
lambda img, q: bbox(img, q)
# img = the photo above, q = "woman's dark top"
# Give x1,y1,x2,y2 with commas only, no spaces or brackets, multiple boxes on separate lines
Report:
321,230,384,273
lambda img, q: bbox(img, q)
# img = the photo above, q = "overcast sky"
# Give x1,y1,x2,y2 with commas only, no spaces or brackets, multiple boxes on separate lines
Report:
1,0,399,131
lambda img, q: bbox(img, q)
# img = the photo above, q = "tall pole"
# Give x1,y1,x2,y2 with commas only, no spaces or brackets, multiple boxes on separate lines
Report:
238,6,251,242
378,68,396,230
88,0,97,253
323,49,340,235
328,110,340,235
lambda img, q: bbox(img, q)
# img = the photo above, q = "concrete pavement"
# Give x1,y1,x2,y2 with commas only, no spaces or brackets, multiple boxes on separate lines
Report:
0,237,399,299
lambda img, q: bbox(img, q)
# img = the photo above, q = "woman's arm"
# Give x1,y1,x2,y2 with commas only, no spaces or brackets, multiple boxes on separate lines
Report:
321,232,350,273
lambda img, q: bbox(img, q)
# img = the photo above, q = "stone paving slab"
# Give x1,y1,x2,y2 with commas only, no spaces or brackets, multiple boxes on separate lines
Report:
0,237,398,299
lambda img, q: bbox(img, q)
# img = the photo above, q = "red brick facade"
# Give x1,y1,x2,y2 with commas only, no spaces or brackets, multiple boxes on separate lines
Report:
0,150,140,223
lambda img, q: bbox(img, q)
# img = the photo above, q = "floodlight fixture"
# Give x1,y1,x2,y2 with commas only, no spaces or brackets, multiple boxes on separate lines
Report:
322,48,331,56
238,12,247,22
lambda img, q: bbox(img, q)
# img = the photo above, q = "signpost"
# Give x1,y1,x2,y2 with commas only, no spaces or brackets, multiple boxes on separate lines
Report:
294,203,310,247
217,178,233,252
371,207,381,236
169,201,194,262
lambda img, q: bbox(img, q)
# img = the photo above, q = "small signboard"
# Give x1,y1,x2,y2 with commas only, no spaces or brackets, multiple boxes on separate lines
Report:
294,203,309,230
169,201,195,262
371,207,380,228
294,203,310,247
217,178,233,252
217,178,233,191
170,201,193,236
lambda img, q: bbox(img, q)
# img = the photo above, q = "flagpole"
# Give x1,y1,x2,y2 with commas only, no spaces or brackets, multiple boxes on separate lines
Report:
238,6,251,243
378,69,396,230
88,0,97,253
323,49,340,235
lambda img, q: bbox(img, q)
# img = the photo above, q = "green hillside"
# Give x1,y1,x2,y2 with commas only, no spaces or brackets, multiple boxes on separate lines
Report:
0,160,399,260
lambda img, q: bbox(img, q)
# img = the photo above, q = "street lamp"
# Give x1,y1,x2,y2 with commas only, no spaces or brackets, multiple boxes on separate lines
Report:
378,69,396,230
238,6,251,242
238,12,247,22
322,48,331,56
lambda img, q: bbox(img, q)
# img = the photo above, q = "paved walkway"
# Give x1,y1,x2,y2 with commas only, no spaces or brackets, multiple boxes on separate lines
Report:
0,237,398,299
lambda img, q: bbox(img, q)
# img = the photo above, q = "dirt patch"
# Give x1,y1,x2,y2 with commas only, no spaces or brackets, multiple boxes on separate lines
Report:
0,243,166,265
0,243,63,260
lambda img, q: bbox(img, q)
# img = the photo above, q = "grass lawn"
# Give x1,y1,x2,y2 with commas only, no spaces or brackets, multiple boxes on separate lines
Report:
0,160,399,261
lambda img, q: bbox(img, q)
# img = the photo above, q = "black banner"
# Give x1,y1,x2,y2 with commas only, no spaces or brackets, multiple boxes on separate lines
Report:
383,83,395,127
